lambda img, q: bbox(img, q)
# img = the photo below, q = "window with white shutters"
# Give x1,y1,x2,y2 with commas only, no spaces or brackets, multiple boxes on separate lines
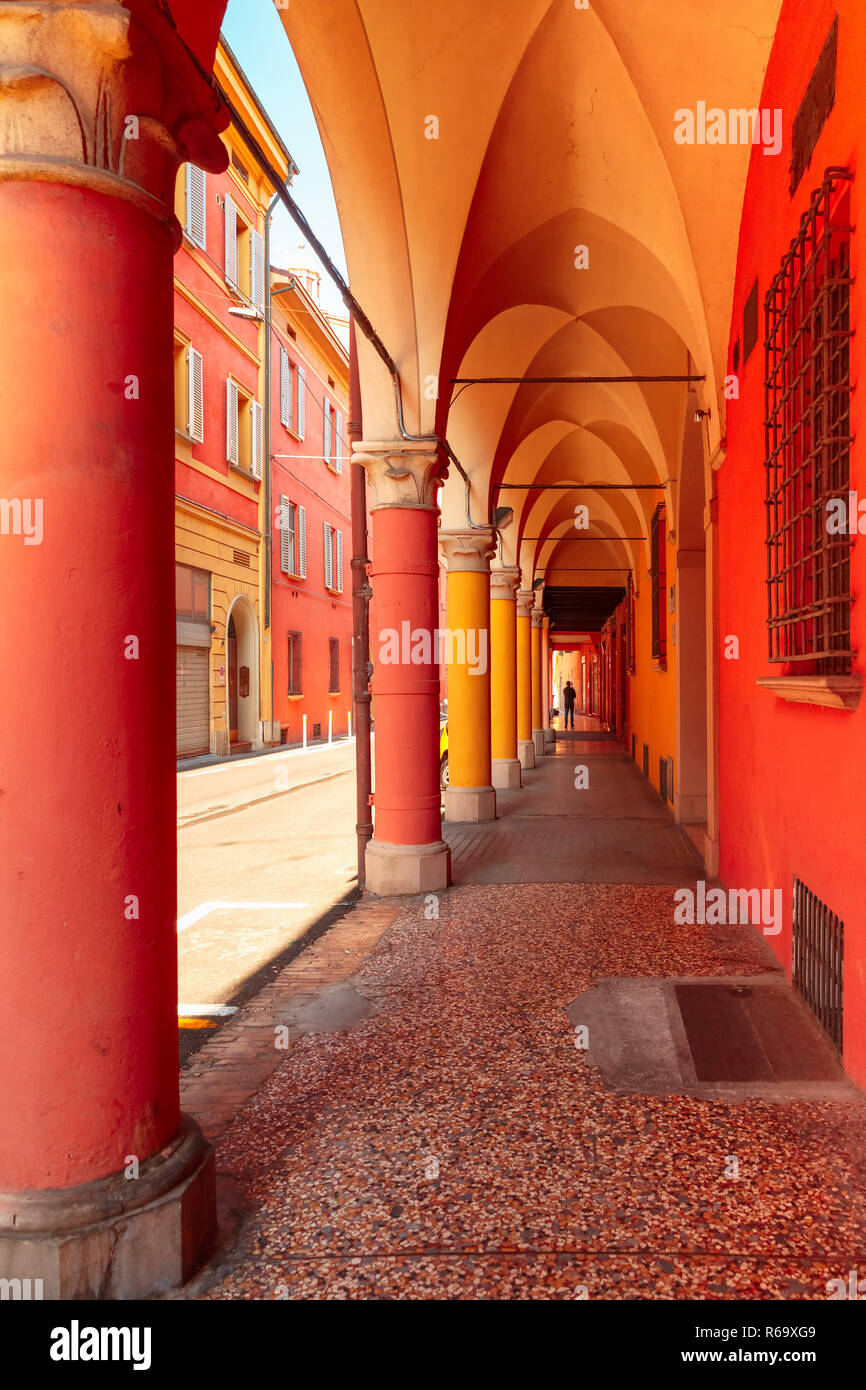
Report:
323,395,332,463
250,228,265,312
226,379,239,465
334,528,343,593
224,194,238,289
297,505,307,578
297,366,306,439
335,410,343,474
185,165,206,248
250,400,263,479
323,521,333,590
280,495,295,574
280,346,292,430
187,346,204,442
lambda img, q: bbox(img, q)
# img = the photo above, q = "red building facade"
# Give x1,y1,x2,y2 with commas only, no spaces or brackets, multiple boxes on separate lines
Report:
269,267,354,746
719,0,866,1085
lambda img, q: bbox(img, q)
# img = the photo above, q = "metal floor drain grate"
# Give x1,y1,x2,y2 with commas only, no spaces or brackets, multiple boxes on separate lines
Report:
567,975,856,1101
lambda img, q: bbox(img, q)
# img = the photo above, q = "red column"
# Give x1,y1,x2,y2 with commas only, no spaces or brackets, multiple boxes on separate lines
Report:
0,183,181,1189
0,0,228,1298
355,442,450,894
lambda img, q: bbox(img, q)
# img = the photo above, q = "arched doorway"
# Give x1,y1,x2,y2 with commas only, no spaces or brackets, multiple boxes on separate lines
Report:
226,596,260,751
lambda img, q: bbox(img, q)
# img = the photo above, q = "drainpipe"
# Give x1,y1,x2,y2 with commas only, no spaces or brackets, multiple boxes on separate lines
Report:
263,187,281,734
349,322,373,887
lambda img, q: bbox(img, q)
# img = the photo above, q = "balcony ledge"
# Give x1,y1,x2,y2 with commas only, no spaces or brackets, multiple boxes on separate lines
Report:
756,674,863,710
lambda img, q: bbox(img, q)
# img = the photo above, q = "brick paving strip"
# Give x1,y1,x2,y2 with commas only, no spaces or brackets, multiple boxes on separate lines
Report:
180,896,403,1143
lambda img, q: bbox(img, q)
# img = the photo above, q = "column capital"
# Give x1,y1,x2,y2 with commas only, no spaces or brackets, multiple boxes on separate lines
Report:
490,565,521,601
439,527,496,573
516,588,535,619
531,608,544,628
354,439,448,511
0,1,228,236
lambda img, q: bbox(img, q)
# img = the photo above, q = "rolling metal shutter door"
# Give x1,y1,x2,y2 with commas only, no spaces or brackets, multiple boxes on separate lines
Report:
176,646,210,757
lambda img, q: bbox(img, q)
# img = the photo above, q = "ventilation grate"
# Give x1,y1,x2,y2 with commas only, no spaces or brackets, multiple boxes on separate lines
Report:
792,877,843,1053
233,549,250,567
312,722,322,739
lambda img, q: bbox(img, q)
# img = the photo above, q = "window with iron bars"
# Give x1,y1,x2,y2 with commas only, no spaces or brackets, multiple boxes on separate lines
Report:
329,637,340,695
626,572,636,673
287,631,302,696
650,505,667,665
764,168,854,675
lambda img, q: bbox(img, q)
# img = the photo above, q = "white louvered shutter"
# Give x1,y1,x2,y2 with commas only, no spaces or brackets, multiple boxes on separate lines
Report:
185,165,206,248
323,395,331,462
187,346,204,442
224,194,238,289
335,529,343,593
280,347,292,429
323,522,333,590
297,366,306,439
297,506,307,578
226,379,239,465
335,410,343,474
250,228,265,311
251,399,263,479
280,495,290,573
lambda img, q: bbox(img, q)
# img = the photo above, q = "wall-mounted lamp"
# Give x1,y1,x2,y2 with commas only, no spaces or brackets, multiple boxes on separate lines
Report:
694,407,711,424
493,506,514,528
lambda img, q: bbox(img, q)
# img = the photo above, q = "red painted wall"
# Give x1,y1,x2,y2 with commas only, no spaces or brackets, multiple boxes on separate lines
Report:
174,165,261,519
720,0,866,1083
270,327,355,744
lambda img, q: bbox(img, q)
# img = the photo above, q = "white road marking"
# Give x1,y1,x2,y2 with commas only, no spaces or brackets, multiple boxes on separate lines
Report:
177,901,310,933
178,1005,239,1017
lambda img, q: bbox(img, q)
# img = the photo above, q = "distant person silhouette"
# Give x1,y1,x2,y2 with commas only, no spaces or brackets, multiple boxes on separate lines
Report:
563,680,576,729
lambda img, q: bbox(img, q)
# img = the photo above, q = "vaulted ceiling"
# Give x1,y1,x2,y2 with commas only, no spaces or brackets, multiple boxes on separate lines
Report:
274,0,783,599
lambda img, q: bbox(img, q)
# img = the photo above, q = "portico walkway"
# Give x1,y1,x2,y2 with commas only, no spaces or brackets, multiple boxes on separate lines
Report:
178,733,866,1302
445,726,702,885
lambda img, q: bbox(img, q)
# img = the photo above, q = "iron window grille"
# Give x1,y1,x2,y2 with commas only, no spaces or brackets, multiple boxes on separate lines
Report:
764,167,854,675
792,876,843,1053
329,637,340,694
626,572,635,672
650,504,667,664
287,631,302,696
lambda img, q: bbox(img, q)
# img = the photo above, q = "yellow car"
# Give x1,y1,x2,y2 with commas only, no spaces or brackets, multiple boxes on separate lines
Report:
439,722,449,791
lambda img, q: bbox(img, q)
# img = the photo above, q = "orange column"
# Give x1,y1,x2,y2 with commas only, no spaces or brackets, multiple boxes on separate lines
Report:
440,529,497,823
531,608,544,757
490,566,522,789
0,3,226,1298
356,441,451,893
516,588,536,769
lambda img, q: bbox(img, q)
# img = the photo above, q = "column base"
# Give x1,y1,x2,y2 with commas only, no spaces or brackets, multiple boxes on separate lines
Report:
518,739,536,770
532,729,545,758
543,728,556,751
491,758,522,790
0,1114,216,1300
703,833,720,878
444,784,496,823
365,838,451,895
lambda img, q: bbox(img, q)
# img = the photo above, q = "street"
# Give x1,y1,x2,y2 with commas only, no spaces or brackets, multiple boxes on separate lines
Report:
177,740,360,1062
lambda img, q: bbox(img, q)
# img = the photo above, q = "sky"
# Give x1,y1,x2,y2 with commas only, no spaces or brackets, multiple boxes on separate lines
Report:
222,0,348,329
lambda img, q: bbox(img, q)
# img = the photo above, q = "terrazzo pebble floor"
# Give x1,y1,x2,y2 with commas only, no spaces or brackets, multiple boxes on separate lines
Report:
186,882,866,1300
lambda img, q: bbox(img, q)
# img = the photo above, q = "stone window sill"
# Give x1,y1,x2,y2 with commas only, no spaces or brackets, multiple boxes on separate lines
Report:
756,674,863,710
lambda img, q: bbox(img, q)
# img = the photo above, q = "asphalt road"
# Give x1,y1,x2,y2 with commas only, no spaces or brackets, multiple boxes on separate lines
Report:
177,743,361,1063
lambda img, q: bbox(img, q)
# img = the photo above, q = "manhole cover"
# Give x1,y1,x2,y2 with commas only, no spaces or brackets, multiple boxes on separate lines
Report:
675,982,840,1083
